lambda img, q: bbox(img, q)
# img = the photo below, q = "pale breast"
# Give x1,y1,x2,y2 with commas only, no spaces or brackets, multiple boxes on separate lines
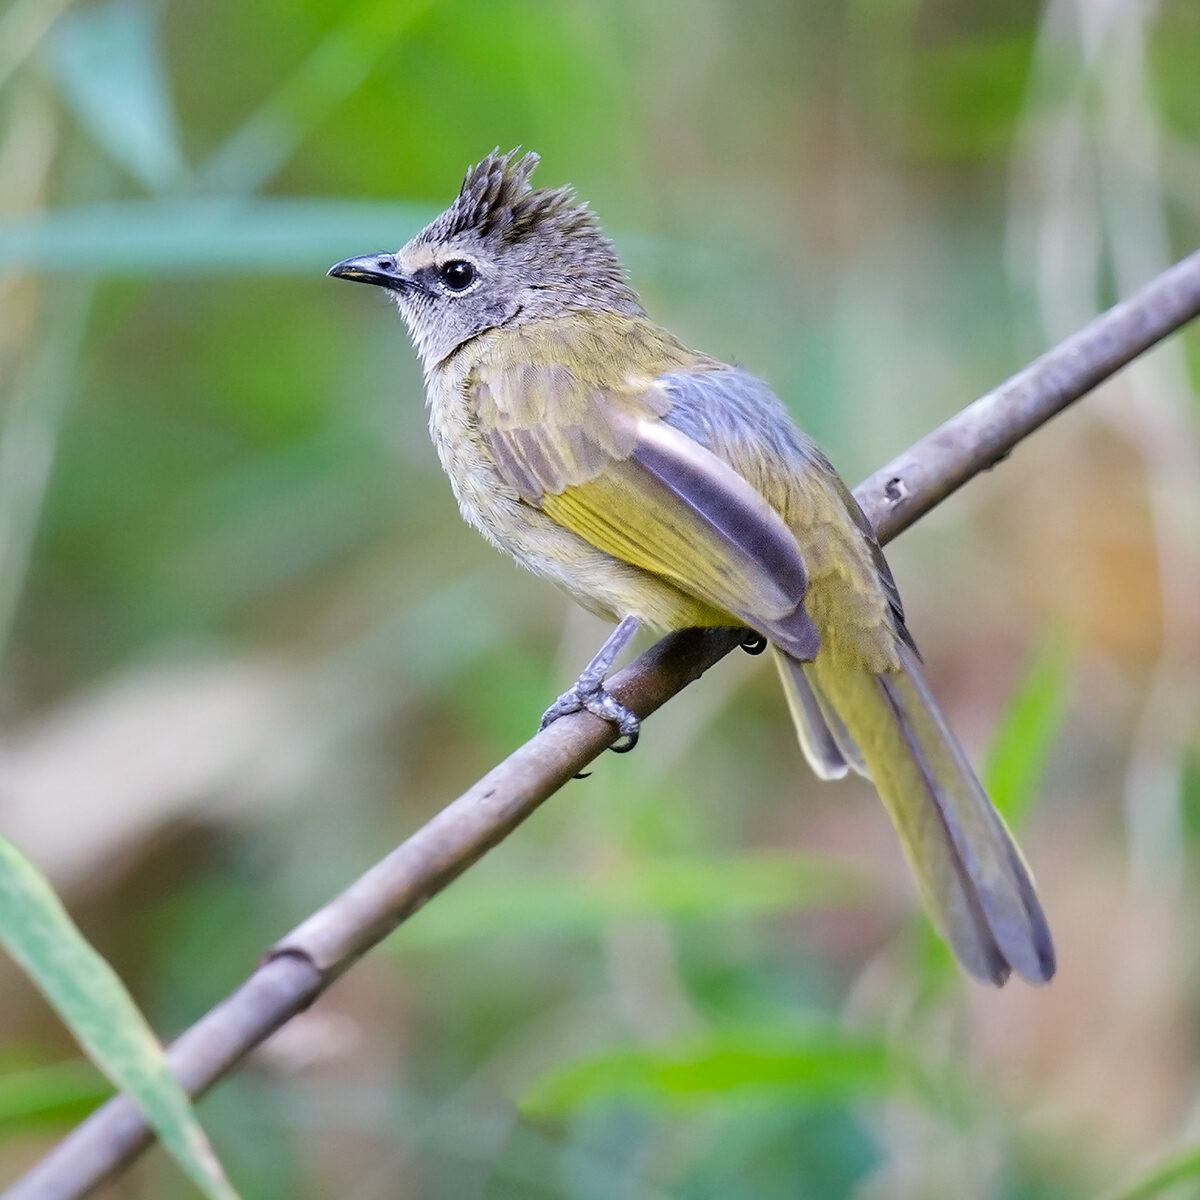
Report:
426,352,520,550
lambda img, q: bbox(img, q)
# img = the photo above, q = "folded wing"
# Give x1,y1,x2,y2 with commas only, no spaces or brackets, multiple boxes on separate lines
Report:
473,362,819,658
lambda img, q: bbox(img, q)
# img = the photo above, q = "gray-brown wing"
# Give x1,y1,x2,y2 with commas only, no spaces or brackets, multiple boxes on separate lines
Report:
659,367,916,653
473,362,820,657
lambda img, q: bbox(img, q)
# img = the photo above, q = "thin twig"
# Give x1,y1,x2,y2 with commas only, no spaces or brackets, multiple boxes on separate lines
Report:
8,245,1200,1200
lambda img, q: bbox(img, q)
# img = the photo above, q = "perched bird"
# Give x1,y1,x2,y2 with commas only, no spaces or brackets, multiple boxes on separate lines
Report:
329,150,1055,987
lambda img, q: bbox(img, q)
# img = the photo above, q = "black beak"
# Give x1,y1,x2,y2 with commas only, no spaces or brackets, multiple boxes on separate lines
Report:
327,253,408,291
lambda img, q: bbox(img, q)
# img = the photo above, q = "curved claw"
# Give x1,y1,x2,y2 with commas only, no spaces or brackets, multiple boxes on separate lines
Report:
740,631,768,656
610,729,639,754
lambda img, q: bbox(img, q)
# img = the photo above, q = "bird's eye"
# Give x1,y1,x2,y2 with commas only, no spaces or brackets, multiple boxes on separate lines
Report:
438,259,476,291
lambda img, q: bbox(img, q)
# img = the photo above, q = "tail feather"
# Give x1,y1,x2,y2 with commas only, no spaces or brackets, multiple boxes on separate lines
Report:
773,649,849,780
880,644,1055,983
809,670,869,779
780,642,1055,986
775,650,869,779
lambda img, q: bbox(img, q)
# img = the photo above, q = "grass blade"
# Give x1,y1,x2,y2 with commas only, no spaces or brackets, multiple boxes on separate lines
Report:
1102,1144,1200,1200
0,198,432,273
0,834,238,1199
201,0,441,195
983,630,1073,827
42,0,188,193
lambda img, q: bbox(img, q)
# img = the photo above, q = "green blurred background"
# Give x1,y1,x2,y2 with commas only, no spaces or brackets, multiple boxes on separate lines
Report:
2,0,1200,1196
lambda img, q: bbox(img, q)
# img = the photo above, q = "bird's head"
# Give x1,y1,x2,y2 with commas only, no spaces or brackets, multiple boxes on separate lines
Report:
329,149,643,375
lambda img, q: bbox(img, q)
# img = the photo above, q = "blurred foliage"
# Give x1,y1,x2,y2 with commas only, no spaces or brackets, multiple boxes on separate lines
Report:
0,1057,108,1137
2,0,1200,1197
520,1025,906,1117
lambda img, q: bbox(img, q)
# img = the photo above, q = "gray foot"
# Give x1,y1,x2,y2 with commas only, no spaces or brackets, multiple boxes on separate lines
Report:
539,679,640,752
537,615,643,754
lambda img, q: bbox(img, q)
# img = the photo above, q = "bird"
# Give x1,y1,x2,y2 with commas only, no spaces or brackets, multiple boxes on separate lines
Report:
328,149,1055,987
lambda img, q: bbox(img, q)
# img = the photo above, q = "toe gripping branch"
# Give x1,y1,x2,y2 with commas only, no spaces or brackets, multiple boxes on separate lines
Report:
539,616,643,771
540,623,770,774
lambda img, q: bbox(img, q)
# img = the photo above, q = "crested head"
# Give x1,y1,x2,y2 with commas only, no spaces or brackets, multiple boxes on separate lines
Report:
329,150,645,376
417,149,578,245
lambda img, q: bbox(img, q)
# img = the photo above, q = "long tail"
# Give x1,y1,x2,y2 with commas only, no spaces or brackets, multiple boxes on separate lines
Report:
775,643,1055,986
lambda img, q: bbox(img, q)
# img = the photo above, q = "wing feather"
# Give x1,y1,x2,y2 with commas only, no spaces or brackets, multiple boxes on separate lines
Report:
475,361,820,657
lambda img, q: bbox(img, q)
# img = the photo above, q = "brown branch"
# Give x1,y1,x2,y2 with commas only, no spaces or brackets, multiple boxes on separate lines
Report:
8,245,1200,1200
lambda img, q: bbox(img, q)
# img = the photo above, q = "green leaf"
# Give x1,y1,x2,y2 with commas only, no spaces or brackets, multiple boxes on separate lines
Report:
521,1024,900,1117
0,834,238,1199
0,198,433,274
397,854,868,950
42,0,188,193
982,631,1073,828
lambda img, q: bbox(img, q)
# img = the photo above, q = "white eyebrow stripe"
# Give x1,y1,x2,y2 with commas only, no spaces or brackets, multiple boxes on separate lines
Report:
401,245,440,272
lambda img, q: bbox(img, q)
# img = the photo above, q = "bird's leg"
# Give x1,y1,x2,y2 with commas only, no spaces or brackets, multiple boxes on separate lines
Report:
539,615,642,751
